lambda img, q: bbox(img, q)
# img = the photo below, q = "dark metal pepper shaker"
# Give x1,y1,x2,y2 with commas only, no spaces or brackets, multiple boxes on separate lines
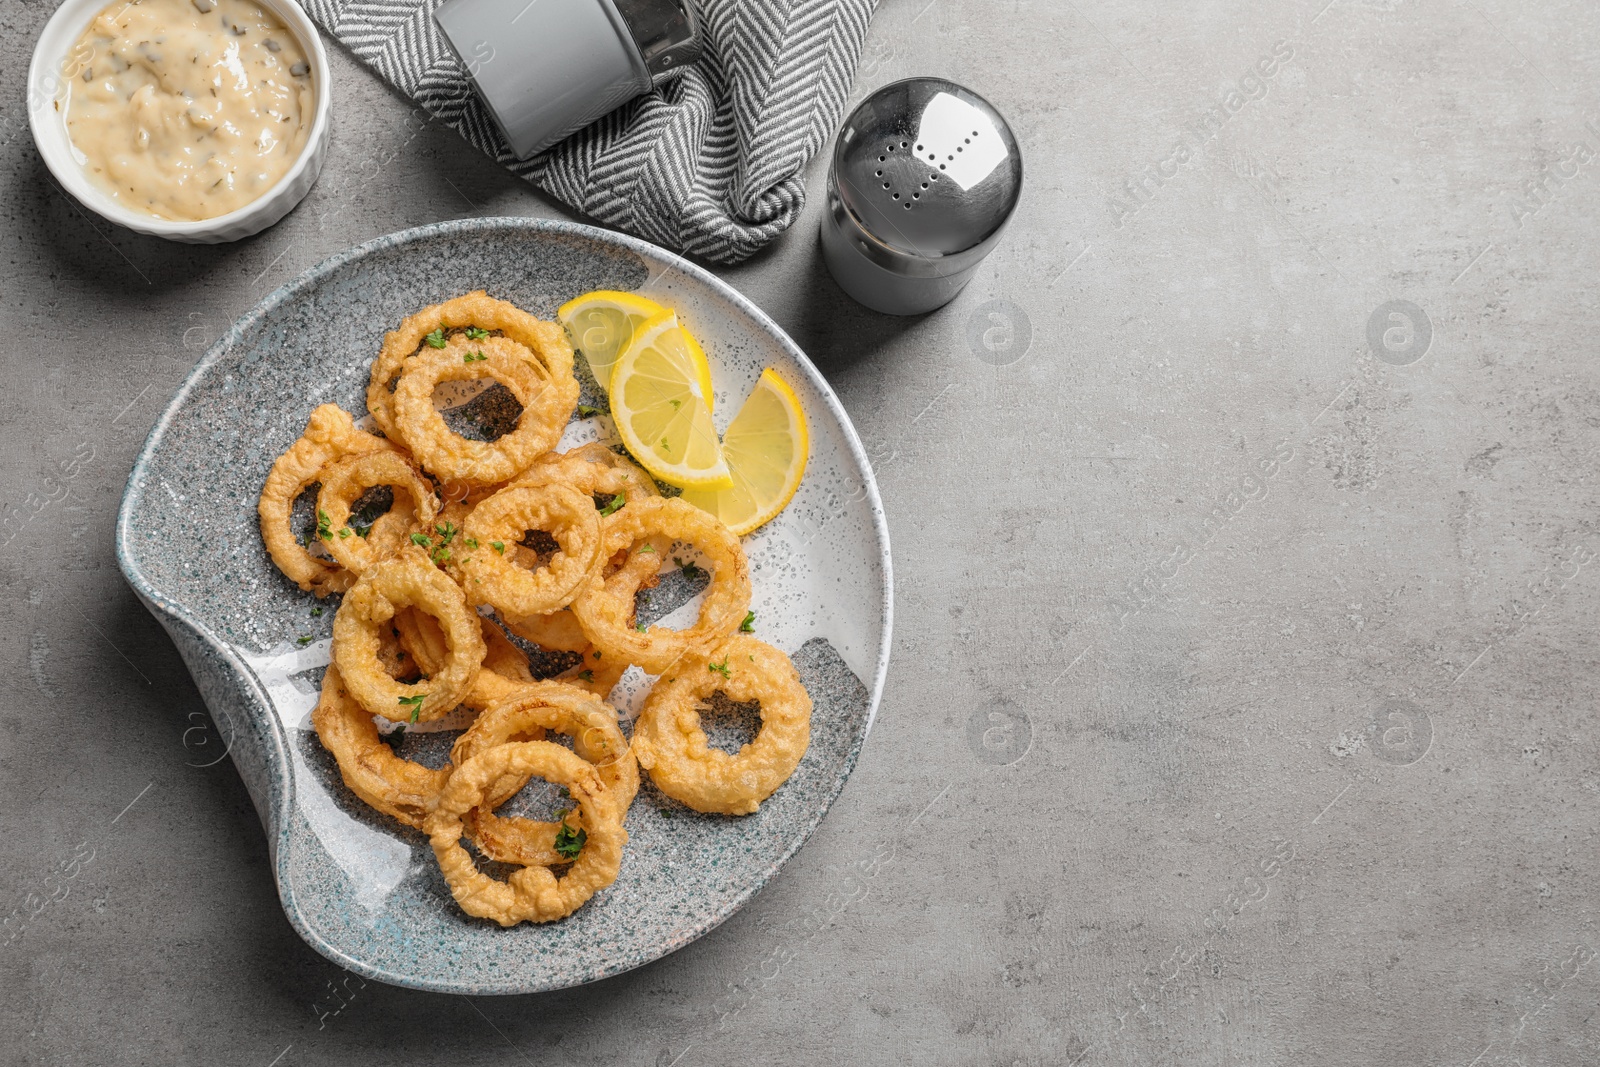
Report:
822,78,1023,316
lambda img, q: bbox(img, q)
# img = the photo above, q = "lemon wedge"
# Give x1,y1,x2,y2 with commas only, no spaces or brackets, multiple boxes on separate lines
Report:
557,290,712,409
608,310,733,490
681,368,809,536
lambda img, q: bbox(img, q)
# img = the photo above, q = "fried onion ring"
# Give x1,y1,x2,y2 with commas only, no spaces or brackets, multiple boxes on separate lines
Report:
331,549,486,722
451,682,638,866
392,607,533,710
391,335,577,485
631,636,811,815
316,451,438,577
571,497,751,674
513,442,665,593
366,290,577,441
258,404,392,596
425,741,627,925
312,664,448,829
460,484,604,617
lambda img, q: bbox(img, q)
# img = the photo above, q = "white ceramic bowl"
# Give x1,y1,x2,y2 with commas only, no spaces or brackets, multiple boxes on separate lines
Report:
28,0,332,244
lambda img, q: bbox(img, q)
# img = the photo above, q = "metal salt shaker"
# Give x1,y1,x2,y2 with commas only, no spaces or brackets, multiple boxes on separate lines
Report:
822,78,1023,316
435,0,700,160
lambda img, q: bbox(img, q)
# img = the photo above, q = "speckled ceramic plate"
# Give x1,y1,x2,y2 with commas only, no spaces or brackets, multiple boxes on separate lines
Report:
115,218,891,994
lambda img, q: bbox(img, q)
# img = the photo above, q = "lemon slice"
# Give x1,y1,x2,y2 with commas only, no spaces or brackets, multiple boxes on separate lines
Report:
681,368,808,535
608,310,733,490
557,290,713,409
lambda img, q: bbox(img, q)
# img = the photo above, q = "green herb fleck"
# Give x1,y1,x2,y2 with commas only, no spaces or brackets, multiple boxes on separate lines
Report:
635,621,649,632
739,610,756,633
464,326,489,340
553,822,587,860
708,658,731,678
353,523,373,538
465,537,478,549
295,635,313,647
316,508,333,541
578,404,600,418
338,527,352,539
397,694,425,723
491,541,505,555
578,669,595,682
310,607,323,618
660,438,671,452
435,521,458,545
425,328,447,348
670,398,682,409
638,544,656,554
597,492,626,517
410,532,431,548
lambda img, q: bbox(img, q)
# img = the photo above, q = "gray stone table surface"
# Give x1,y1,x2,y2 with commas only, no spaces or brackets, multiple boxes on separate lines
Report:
2,0,1598,1063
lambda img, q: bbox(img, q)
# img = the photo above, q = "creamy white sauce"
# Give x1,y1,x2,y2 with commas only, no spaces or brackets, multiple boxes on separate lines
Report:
63,0,314,222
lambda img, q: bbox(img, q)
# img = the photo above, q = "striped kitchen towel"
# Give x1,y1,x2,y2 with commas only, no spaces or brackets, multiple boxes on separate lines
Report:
302,0,877,264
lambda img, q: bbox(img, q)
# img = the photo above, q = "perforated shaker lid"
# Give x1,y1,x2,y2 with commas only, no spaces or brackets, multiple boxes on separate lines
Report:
833,78,1022,259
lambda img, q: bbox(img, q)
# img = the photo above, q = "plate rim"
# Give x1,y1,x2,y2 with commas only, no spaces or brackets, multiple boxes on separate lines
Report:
114,216,894,994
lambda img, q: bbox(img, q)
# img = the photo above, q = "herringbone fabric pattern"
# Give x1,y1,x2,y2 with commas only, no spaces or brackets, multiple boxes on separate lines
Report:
309,0,876,263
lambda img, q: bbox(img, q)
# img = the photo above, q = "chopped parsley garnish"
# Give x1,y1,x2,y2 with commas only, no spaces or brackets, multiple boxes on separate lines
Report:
638,544,656,554
397,694,425,722
708,658,731,678
316,508,333,541
295,635,313,647
463,350,487,363
597,492,626,517
635,621,649,632
353,523,373,538
739,610,756,632
464,326,489,340
491,541,505,554
424,328,447,348
310,607,323,618
593,650,602,659
578,669,595,682
553,822,587,860
675,557,706,582
660,438,671,452
670,398,682,409
465,537,478,549
410,532,431,548
578,404,599,418
430,523,457,563
338,527,352,538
